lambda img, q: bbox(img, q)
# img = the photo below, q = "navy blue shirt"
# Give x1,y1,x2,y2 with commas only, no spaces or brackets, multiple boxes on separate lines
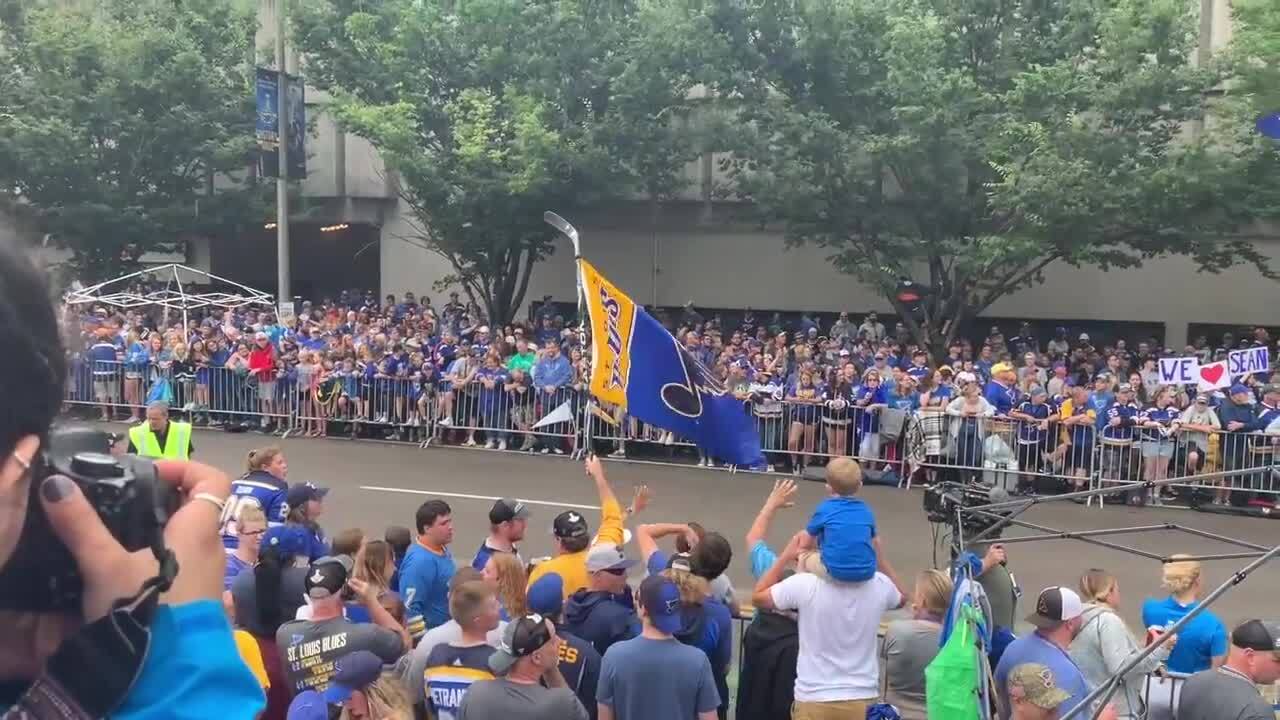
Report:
1013,400,1052,443
1101,401,1141,442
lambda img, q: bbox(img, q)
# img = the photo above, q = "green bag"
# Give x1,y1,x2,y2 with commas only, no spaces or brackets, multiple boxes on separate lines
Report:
924,604,983,720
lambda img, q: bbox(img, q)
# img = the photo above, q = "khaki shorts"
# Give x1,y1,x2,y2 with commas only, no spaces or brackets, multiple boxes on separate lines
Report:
792,699,869,720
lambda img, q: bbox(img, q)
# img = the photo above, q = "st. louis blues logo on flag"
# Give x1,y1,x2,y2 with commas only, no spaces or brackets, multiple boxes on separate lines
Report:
580,259,763,466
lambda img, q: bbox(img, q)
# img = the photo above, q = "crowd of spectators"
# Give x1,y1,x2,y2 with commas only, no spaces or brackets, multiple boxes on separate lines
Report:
204,441,1279,720
64,289,1280,508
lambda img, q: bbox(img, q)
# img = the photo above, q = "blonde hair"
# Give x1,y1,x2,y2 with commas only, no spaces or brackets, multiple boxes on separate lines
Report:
246,446,284,473
488,553,528,619
449,581,495,628
826,457,863,496
1161,555,1201,596
662,568,710,605
237,505,267,531
1079,568,1117,604
914,569,953,616
338,672,414,720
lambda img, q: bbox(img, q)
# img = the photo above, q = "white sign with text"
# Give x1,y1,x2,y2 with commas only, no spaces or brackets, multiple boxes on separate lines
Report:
1158,356,1200,385
1227,346,1269,378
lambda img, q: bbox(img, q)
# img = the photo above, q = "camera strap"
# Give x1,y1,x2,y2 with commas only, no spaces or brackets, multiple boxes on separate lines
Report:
3,549,178,720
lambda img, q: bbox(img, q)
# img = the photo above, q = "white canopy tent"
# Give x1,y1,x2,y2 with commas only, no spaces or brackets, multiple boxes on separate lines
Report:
64,263,275,329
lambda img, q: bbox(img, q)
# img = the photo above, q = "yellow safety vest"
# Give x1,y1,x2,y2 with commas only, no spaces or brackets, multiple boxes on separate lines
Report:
129,421,192,460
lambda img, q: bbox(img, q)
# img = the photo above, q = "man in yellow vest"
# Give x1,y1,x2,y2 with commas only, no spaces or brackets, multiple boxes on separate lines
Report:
127,401,193,460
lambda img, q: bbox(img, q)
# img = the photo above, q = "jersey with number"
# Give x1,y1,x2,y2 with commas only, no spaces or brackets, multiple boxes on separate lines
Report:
221,470,288,549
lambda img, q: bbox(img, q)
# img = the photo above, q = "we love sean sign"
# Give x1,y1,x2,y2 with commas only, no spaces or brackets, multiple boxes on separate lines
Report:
1159,348,1270,392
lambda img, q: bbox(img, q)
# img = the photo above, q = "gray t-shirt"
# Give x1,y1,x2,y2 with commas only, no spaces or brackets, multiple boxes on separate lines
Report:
275,616,404,695
458,678,588,720
882,619,943,719
977,564,1018,630
1175,667,1274,720
598,636,719,719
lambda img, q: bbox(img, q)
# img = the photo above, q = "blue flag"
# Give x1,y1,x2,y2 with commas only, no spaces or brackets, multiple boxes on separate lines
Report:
581,259,764,466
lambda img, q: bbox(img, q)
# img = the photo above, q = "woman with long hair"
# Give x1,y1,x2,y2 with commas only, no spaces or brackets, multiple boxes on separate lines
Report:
482,552,528,621
337,671,415,720
1070,569,1172,719
786,369,823,475
883,569,954,719
662,561,733,720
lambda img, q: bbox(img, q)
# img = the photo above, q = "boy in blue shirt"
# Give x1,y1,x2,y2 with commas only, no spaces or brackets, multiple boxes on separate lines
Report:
797,457,877,582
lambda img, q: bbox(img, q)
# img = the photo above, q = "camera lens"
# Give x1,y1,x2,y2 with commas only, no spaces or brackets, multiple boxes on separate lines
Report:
70,452,125,479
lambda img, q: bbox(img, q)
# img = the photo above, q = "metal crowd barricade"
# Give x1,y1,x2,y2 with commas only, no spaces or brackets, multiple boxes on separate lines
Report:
61,357,1280,506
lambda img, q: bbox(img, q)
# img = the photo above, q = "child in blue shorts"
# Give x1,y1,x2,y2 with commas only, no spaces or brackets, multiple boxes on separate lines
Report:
799,457,878,582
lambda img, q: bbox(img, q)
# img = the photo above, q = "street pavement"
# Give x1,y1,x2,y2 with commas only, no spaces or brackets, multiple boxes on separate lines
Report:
114,423,1280,630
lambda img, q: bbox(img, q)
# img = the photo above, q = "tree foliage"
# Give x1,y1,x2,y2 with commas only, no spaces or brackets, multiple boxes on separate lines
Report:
713,0,1275,355
294,0,718,323
0,0,265,282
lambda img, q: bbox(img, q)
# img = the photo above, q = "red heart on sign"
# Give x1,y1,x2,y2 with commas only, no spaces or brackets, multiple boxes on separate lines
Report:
1200,364,1224,385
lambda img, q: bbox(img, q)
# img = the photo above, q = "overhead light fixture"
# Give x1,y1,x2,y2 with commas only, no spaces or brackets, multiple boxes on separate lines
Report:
320,223,350,233
264,222,277,229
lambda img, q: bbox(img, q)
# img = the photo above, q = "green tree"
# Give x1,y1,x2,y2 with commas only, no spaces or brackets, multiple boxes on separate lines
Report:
719,0,1275,355
293,0,720,323
293,0,603,324
0,0,265,282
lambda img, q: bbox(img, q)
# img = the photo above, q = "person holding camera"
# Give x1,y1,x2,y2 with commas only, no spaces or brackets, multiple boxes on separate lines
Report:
0,239,262,718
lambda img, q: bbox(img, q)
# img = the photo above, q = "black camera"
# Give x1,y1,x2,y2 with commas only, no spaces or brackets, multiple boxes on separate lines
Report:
923,481,1011,541
0,425,180,612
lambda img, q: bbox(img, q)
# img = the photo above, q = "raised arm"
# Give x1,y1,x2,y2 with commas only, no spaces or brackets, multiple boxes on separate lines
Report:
745,479,797,551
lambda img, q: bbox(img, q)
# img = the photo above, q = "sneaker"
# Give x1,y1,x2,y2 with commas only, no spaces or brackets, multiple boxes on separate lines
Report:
464,437,478,447
767,464,776,473
497,440,507,451
610,449,627,458
438,416,453,427
183,402,196,412
792,466,802,476
484,439,496,449
697,458,707,467
540,447,551,455
552,447,564,455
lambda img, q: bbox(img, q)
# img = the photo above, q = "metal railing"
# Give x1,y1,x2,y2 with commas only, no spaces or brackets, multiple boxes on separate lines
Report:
63,359,1280,505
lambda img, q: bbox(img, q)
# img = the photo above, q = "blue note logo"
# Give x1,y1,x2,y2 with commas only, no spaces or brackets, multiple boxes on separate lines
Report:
660,340,727,418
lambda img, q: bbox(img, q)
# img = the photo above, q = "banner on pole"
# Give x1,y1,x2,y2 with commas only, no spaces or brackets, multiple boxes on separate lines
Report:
1158,356,1199,385
1227,346,1269,378
256,67,307,179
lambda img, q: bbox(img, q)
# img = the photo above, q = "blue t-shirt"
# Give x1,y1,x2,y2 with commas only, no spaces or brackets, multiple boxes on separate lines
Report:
114,600,265,719
805,496,877,582
223,553,251,592
598,636,720,719
399,542,457,638
749,540,778,580
1140,596,1228,674
994,632,1091,720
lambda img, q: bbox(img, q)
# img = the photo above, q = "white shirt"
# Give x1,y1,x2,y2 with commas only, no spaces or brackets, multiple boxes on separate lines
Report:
770,571,902,702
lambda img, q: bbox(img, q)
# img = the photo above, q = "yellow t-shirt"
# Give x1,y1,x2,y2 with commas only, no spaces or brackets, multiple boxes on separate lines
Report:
527,497,625,601
234,629,270,690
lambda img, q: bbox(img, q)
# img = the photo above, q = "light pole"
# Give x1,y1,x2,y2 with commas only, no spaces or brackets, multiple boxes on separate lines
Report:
275,0,290,315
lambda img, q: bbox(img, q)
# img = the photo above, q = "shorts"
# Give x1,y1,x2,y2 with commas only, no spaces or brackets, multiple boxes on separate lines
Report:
94,379,119,401
257,380,276,401
797,548,875,583
1141,440,1175,459
792,699,870,720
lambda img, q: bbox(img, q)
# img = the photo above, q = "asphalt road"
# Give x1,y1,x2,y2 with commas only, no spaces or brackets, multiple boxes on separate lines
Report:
104,423,1280,630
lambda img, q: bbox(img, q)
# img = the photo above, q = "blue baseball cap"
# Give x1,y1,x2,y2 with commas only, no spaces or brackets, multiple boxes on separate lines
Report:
639,575,683,634
322,650,384,704
262,526,311,557
526,573,565,617
286,690,328,720
1229,384,1250,396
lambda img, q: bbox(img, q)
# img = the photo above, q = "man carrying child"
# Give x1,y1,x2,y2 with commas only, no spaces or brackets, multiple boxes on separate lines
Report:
752,457,910,719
